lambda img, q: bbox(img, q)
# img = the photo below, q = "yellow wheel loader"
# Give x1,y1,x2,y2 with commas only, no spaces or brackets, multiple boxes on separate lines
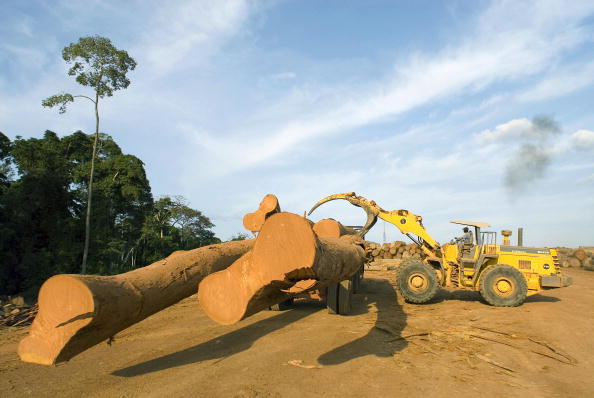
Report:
309,192,572,307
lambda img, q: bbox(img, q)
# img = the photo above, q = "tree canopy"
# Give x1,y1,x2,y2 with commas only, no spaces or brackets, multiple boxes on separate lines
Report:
42,36,137,112
0,131,220,298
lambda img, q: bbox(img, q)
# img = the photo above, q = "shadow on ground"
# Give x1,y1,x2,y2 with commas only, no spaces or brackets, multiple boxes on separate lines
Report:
112,305,318,377
317,278,407,365
433,289,561,304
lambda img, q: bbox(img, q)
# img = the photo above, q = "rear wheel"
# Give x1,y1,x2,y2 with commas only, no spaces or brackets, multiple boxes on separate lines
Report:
479,264,527,307
326,279,353,315
396,259,439,304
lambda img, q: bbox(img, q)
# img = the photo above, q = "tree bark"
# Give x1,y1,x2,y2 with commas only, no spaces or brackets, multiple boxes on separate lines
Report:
198,212,366,325
18,239,253,366
81,93,100,274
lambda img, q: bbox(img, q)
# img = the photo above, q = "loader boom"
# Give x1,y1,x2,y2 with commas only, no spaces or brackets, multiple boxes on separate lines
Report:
308,192,441,258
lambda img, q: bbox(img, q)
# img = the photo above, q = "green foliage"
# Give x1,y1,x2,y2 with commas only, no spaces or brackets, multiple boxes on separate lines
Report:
0,131,218,295
62,36,136,98
41,93,74,114
229,232,251,241
0,132,13,185
138,196,220,264
42,36,136,110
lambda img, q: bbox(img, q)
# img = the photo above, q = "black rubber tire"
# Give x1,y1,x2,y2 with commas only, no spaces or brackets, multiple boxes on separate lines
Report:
352,266,363,294
338,279,353,315
269,298,293,311
326,284,339,314
479,264,527,307
396,259,439,304
326,280,353,314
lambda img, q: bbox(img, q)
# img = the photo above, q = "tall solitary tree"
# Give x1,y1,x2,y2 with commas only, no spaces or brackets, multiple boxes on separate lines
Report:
43,36,136,273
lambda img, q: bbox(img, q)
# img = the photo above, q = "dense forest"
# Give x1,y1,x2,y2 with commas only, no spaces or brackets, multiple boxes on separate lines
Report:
0,130,221,297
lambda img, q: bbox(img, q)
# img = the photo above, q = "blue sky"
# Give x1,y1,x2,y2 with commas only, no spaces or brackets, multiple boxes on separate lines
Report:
1,0,593,247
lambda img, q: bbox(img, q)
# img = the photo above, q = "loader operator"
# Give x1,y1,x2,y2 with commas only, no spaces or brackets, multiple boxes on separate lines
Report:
457,227,474,258
461,227,473,245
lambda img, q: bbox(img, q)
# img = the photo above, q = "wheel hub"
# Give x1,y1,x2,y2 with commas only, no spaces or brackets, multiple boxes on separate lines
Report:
494,277,514,297
408,273,428,292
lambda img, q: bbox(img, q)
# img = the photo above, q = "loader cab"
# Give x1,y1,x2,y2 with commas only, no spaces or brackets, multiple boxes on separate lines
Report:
449,220,493,260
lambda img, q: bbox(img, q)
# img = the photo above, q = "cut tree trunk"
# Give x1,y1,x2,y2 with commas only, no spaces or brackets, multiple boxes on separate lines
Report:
198,212,366,325
18,239,253,366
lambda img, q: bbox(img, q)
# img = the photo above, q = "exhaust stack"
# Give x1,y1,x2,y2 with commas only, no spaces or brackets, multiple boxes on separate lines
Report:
501,230,512,246
518,227,523,246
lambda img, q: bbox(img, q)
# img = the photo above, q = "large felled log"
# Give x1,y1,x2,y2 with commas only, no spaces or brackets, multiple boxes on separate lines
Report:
18,240,253,366
198,212,366,325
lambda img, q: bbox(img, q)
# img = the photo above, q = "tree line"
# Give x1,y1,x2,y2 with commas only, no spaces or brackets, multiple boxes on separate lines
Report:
0,130,220,297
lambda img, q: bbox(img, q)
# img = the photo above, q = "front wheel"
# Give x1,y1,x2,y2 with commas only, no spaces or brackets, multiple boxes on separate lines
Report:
479,264,527,307
396,259,439,304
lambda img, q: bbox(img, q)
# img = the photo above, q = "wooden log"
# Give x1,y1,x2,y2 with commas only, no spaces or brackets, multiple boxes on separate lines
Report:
242,194,281,234
18,240,253,366
198,212,366,325
567,257,582,268
573,249,586,262
313,218,356,238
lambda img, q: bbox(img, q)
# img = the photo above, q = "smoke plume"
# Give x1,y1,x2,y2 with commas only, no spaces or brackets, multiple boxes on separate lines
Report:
503,115,560,193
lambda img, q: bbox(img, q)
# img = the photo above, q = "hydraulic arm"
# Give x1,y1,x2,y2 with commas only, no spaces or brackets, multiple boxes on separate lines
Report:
308,192,441,258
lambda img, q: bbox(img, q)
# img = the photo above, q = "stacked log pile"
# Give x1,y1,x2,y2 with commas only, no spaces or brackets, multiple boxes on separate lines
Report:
557,247,594,270
365,241,425,262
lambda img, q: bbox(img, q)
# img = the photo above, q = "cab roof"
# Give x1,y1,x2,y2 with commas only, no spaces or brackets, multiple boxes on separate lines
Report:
450,220,491,228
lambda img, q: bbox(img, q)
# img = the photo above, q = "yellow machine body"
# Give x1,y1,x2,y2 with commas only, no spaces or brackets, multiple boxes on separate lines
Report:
440,242,562,295
308,192,572,302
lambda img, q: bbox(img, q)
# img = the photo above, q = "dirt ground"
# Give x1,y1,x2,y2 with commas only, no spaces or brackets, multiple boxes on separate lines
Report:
1,267,593,398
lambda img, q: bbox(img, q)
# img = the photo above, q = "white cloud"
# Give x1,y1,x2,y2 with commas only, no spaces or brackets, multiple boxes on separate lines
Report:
517,61,594,102
571,129,594,150
188,1,594,173
576,173,594,183
136,0,251,73
475,118,534,143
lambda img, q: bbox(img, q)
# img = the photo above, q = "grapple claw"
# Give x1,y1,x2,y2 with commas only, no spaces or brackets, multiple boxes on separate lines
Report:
308,192,382,237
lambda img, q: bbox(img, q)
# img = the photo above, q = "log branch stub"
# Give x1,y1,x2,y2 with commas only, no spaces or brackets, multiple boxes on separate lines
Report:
242,194,281,234
18,239,253,366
